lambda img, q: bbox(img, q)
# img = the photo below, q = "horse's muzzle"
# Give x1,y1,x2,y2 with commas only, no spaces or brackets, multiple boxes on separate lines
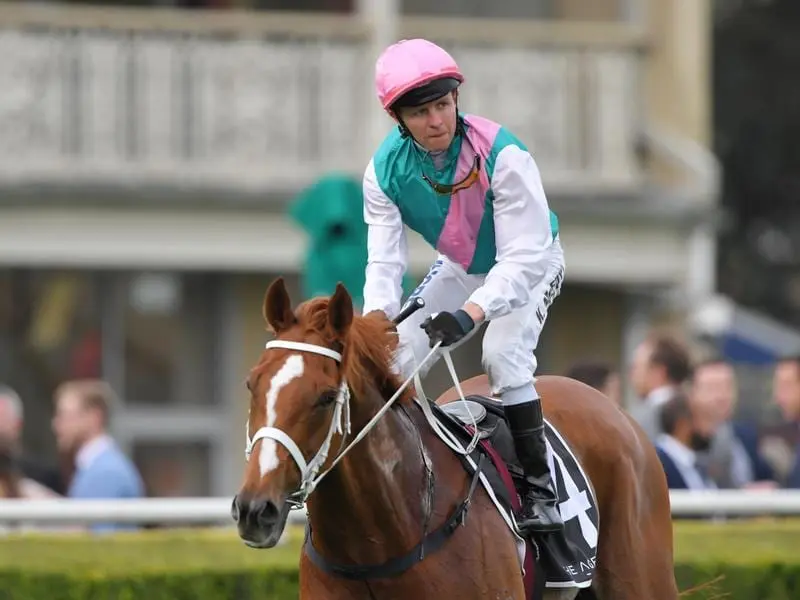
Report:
231,492,288,549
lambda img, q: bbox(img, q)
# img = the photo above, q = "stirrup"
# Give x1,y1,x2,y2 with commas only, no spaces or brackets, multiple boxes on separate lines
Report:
517,502,563,533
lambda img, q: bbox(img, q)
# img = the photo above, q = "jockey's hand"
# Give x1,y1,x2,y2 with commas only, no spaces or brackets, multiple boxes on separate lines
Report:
421,310,475,348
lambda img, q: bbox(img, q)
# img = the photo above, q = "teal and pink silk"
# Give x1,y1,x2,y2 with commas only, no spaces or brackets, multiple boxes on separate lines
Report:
371,113,559,275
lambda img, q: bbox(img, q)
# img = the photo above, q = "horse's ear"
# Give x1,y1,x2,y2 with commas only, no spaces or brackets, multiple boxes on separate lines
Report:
327,283,353,339
262,277,296,333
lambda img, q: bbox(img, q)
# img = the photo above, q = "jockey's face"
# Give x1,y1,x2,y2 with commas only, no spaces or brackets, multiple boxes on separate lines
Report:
398,91,458,152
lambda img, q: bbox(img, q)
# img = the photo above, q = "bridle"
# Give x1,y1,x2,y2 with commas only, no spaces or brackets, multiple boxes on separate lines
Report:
244,300,481,510
245,337,438,509
245,338,354,509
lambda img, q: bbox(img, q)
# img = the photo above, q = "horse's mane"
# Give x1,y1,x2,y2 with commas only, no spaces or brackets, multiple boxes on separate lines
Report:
294,298,414,404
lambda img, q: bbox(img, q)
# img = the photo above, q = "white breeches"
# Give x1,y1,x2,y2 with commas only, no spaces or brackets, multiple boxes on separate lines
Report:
393,239,565,396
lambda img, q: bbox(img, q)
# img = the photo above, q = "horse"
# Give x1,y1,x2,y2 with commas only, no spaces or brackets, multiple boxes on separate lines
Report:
233,278,680,600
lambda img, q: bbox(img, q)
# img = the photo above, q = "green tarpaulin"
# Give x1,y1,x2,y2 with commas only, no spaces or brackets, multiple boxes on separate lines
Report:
289,173,415,309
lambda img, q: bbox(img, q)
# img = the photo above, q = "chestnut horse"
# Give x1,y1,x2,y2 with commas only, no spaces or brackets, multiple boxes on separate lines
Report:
233,278,679,600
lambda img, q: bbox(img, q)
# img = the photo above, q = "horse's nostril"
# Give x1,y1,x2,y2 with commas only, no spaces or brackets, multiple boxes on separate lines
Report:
231,496,241,522
232,494,258,525
233,494,282,534
256,500,280,527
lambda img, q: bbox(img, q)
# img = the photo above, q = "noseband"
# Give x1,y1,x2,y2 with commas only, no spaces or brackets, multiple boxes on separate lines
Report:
244,337,442,507
245,340,352,508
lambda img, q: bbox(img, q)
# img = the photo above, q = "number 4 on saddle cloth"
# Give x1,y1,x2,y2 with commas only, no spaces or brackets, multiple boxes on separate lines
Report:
435,395,599,593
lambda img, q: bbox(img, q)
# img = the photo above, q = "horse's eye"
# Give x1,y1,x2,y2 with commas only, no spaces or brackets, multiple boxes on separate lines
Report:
315,389,339,408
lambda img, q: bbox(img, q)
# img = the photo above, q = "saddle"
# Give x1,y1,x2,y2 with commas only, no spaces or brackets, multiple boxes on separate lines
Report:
440,396,525,481
437,394,599,592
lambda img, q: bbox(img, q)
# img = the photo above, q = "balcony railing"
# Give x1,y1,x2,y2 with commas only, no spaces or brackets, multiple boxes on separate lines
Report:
0,6,647,198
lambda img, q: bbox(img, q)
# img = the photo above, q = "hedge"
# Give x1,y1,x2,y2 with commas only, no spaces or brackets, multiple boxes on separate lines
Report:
0,519,797,599
673,519,800,599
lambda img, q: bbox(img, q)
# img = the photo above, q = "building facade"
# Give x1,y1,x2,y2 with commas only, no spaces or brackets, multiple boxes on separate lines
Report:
0,0,717,496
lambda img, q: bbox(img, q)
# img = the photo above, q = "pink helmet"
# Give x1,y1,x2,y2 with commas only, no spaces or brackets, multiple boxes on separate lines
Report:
375,39,464,114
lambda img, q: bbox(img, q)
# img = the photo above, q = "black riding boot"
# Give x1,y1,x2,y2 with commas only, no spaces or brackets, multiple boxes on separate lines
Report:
505,399,564,535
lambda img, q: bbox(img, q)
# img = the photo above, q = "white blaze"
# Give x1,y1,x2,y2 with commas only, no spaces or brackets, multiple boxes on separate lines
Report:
258,354,304,477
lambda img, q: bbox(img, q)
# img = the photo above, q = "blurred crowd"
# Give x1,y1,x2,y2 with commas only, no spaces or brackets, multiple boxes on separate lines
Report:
566,331,800,492
0,379,143,532
2,328,800,535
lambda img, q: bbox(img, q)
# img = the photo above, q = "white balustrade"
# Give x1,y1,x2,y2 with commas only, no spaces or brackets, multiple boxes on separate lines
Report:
0,8,643,196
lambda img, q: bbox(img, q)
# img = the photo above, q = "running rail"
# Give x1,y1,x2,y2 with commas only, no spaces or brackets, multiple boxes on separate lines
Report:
0,490,798,525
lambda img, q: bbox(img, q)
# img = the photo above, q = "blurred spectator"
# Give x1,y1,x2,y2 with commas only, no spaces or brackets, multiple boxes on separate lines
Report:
0,384,62,498
654,393,717,491
690,359,775,489
760,356,800,488
564,360,621,405
773,356,800,425
52,379,144,532
628,331,692,441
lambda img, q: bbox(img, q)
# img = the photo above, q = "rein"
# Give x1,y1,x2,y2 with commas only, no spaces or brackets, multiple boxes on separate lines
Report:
244,299,486,580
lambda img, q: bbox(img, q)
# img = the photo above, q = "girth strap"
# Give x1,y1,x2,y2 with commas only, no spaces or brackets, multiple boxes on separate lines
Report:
303,454,485,581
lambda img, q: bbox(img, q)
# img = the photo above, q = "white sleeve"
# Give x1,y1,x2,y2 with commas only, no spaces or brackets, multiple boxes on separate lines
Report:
467,145,555,321
362,158,408,318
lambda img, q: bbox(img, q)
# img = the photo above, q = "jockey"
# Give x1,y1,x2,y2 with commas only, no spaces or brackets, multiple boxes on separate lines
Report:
361,38,566,535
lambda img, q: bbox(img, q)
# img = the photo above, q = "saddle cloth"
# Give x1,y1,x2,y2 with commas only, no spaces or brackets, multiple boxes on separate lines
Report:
432,394,599,590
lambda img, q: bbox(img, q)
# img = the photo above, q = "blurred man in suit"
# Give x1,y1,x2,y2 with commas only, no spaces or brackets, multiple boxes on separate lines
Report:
655,392,717,490
52,379,144,532
761,356,800,487
628,332,692,441
690,358,775,489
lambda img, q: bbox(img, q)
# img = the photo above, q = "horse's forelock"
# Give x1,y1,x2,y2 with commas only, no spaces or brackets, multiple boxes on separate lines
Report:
293,298,410,404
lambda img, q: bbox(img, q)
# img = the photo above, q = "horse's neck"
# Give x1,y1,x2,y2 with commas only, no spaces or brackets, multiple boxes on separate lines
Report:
307,390,430,565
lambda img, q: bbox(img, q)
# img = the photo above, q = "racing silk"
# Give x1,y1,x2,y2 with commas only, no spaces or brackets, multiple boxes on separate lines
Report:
362,113,560,321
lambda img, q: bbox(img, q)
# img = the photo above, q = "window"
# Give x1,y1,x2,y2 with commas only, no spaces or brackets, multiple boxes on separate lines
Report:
110,271,233,497
122,272,221,407
132,440,212,496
